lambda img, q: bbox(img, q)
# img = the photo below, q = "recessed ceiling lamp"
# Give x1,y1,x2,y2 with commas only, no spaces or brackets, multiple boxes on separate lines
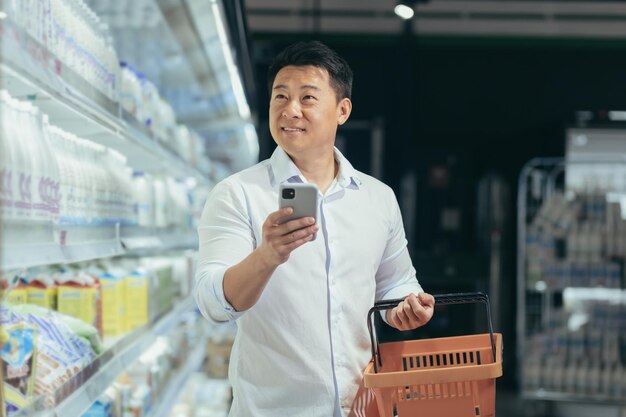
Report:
394,1,415,20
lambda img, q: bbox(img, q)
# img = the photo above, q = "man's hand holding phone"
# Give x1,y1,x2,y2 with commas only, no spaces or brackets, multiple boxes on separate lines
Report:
259,208,318,266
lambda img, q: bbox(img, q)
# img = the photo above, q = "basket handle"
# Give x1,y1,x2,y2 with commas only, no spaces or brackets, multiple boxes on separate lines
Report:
367,292,497,373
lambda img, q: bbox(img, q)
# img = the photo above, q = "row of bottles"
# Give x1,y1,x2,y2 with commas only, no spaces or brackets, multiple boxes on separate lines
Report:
4,0,216,178
6,0,120,100
524,358,626,399
526,191,626,289
0,90,194,229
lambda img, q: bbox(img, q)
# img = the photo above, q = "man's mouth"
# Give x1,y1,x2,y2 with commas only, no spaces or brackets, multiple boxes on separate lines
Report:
281,127,305,132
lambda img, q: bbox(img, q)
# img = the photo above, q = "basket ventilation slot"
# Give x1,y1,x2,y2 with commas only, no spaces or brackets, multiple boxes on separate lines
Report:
402,350,482,371
398,350,484,403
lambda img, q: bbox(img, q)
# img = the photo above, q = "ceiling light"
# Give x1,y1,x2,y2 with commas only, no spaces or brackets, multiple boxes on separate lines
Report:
0,11,7,20
394,3,414,20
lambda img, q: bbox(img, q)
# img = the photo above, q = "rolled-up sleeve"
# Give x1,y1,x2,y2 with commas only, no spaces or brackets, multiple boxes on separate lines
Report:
194,180,255,323
375,188,423,309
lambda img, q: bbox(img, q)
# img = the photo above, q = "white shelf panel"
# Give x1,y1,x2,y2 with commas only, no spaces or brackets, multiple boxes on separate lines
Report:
120,226,198,252
1,224,123,271
1,223,197,271
2,240,125,272
2,242,65,272
0,18,210,185
14,295,197,417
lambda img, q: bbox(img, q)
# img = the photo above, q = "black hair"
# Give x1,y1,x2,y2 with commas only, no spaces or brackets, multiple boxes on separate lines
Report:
267,41,353,101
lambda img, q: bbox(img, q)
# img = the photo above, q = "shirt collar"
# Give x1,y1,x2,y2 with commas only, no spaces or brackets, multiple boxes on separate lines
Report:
269,146,362,190
334,147,362,189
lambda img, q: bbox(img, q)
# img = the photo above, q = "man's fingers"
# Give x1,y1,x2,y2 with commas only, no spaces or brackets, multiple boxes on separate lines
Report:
386,292,436,331
261,208,318,266
280,225,318,244
402,301,422,327
418,292,435,308
275,216,316,235
264,209,316,243
389,308,403,329
391,301,415,330
405,295,424,322
266,207,293,225
397,303,410,326
286,233,315,250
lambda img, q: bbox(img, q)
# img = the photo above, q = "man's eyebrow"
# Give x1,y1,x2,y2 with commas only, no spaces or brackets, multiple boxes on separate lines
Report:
272,84,321,91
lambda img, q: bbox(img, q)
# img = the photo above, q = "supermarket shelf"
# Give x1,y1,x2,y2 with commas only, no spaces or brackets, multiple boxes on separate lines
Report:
522,389,626,406
120,226,198,253
2,241,65,272
1,224,197,271
1,224,124,271
15,295,197,417
0,18,210,185
147,334,208,417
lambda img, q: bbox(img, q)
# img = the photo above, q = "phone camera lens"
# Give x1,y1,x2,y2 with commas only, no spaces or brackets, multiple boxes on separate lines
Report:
282,188,295,199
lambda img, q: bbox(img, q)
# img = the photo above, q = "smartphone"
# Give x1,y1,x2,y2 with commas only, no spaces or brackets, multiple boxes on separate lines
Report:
278,183,319,240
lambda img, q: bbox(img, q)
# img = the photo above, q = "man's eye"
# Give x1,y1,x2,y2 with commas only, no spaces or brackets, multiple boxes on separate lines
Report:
303,95,316,101
274,94,287,100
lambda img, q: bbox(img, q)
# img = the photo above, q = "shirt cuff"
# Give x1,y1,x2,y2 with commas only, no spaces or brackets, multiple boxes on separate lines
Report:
195,264,245,323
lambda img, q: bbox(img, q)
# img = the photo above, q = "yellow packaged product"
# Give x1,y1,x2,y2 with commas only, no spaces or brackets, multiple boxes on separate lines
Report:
57,283,84,320
4,287,27,305
56,273,102,335
125,270,149,331
26,280,57,311
99,272,126,337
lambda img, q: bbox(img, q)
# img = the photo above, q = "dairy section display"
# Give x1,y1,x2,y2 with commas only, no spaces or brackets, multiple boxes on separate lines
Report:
0,0,252,415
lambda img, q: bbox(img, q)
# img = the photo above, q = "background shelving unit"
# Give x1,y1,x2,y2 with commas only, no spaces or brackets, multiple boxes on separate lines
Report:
1,0,249,416
517,156,626,413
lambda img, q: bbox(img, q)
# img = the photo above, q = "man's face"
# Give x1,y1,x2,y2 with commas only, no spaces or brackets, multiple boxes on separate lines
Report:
269,65,351,160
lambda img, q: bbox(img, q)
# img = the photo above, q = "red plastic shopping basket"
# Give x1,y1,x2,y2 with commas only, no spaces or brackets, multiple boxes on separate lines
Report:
363,292,503,417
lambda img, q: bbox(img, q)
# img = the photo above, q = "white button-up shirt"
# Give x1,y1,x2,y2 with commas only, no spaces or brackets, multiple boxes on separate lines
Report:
195,146,422,417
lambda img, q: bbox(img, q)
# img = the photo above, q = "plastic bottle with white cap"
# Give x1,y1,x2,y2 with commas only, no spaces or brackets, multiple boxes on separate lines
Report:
23,102,48,223
132,171,155,227
13,100,34,222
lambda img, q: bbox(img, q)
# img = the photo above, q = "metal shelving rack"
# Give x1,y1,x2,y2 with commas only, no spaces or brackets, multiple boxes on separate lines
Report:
0,15,203,271
517,157,626,412
0,1,243,415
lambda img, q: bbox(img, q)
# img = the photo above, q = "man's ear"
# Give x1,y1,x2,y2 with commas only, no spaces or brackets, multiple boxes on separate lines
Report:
337,98,352,126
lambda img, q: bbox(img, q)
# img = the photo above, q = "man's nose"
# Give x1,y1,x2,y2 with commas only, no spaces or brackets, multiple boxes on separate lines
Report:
282,100,302,118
